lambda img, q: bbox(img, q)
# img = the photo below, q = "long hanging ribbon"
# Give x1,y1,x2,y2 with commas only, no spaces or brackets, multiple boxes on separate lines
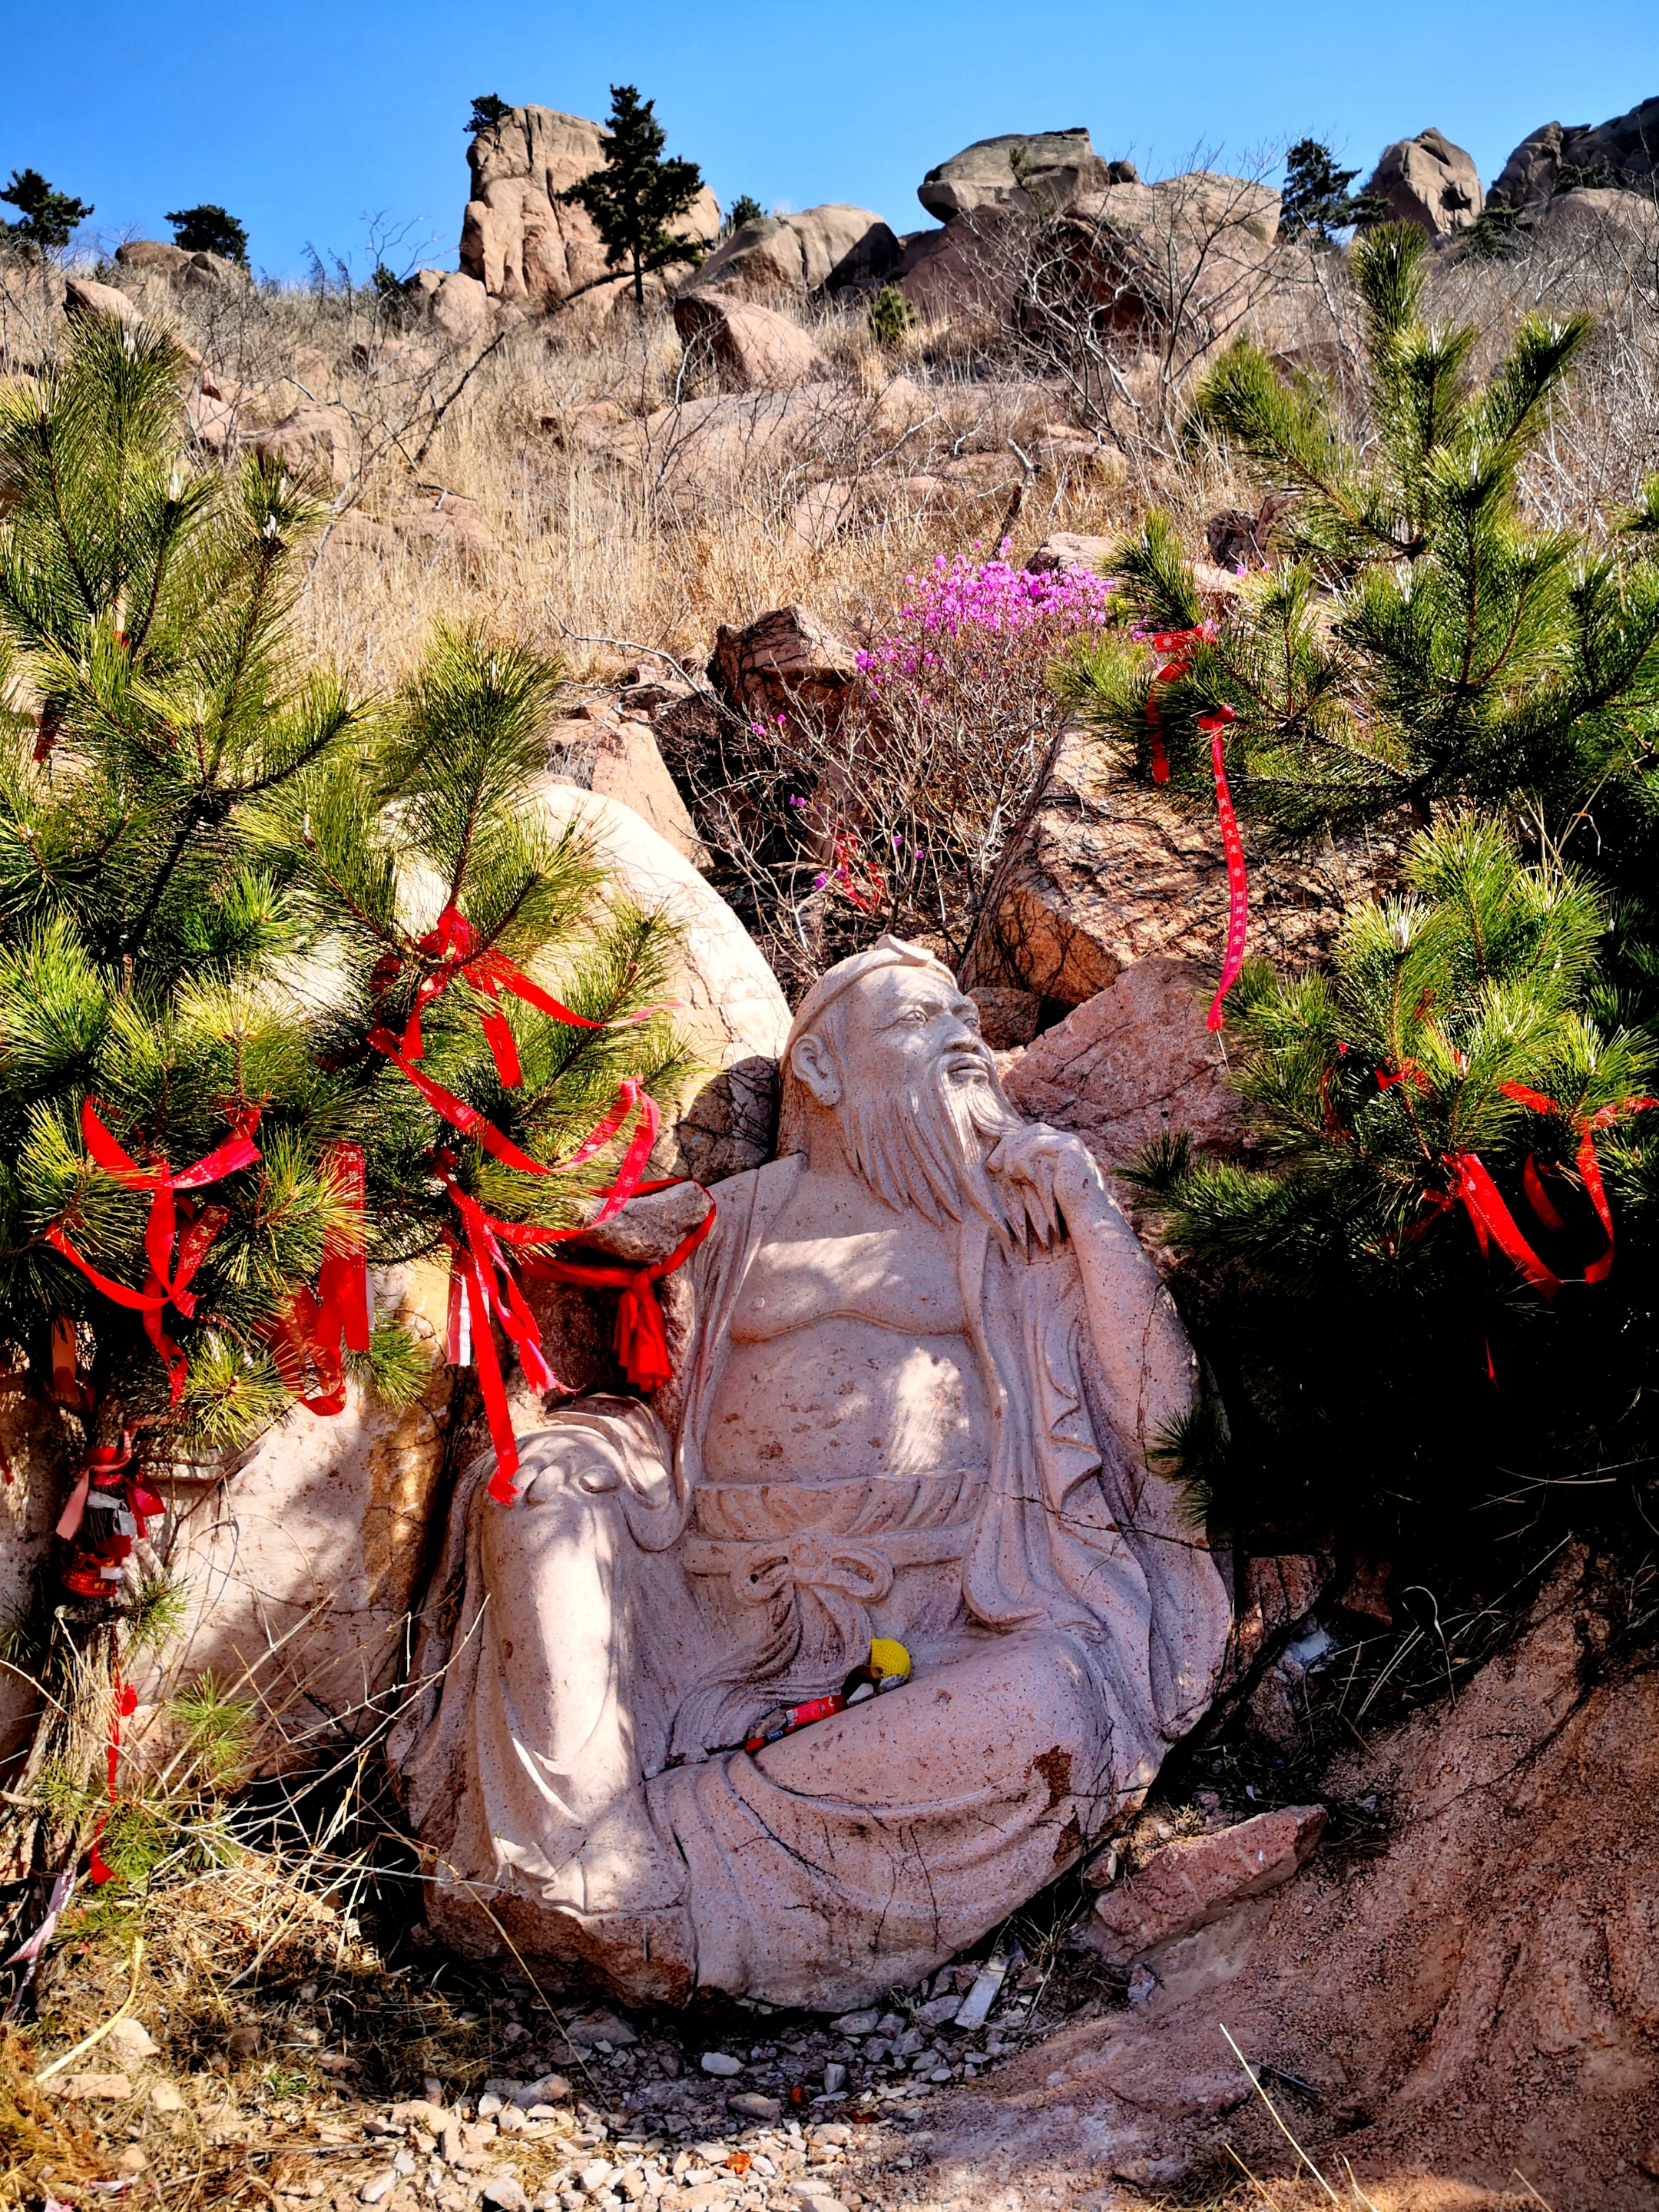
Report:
316,1143,373,1359
363,907,697,1491
435,1094,671,1505
1442,1150,1564,1303
87,1672,137,1887
1201,707,1246,1031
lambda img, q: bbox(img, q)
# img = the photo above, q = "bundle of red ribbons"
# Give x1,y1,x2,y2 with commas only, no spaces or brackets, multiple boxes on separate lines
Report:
1144,624,1247,1031
1422,1081,1655,1300
47,899,710,1550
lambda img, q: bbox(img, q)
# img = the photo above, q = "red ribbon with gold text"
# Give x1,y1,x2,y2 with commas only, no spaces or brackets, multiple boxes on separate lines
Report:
46,1101,262,1404
1201,706,1247,1031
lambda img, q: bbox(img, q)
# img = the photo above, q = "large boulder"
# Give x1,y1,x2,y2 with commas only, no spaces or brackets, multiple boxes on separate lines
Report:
898,172,1280,326
979,728,1399,1007
1000,956,1249,1167
238,406,353,488
128,1263,455,1777
694,205,900,298
672,290,830,391
547,710,705,863
1489,95,1659,210
919,127,1111,220
1361,127,1483,237
112,240,247,290
708,603,861,723
462,104,720,313
63,276,141,327
114,239,190,276
1529,185,1659,253
528,780,791,1182
895,207,1024,320
412,267,496,343
1486,121,1569,213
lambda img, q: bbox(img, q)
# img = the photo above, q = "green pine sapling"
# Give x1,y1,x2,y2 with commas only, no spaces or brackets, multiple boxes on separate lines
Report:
0,310,687,1894
1064,224,1659,853
1124,817,1659,1532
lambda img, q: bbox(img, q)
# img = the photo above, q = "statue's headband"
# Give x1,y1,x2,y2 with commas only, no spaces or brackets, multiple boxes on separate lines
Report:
783,935,957,1061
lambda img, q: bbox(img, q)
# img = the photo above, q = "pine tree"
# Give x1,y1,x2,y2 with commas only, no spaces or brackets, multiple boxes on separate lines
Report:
724,194,764,234
1067,226,1659,853
1,167,92,251
1279,139,1385,242
560,84,707,308
166,203,250,267
0,311,687,1895
467,93,512,136
1125,816,1659,1528
868,283,919,349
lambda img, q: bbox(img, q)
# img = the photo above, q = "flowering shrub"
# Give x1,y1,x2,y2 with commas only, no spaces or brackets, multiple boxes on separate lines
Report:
856,547,1117,680
665,542,1119,995
793,543,1118,975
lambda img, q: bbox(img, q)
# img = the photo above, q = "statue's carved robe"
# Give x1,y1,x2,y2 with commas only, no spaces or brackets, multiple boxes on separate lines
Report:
392,1157,1231,2009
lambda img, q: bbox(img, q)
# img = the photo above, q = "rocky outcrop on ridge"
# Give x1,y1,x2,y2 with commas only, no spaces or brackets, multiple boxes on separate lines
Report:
1488,92,1659,210
1361,126,1484,237
918,127,1120,220
691,204,901,298
458,102,720,315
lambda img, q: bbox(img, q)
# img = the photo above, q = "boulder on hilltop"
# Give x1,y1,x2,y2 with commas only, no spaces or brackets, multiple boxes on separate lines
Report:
896,168,1280,327
460,101,720,313
919,127,1115,219
114,240,247,288
1488,93,1659,210
693,205,901,298
1360,127,1483,237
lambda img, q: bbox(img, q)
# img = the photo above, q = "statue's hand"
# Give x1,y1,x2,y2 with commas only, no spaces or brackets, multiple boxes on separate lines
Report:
984,1123,1106,1241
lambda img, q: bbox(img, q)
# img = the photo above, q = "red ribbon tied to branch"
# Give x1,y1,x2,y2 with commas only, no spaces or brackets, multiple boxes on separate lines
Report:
267,903,698,1497
46,1101,262,1404
1495,1083,1658,1287
1200,707,1246,1031
260,1142,373,1416
390,902,663,1087
1144,623,1216,785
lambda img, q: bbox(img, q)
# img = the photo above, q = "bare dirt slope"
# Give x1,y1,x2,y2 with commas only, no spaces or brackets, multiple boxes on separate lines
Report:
910,1558,1659,2210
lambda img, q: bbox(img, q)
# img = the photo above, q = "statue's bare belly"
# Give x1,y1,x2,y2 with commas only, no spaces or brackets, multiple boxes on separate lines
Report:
704,1320,989,1485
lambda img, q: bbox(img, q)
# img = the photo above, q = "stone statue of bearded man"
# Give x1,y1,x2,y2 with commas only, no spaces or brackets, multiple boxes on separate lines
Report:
393,939,1231,2010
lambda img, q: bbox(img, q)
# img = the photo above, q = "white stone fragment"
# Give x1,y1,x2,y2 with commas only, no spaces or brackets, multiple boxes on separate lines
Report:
952,1952,1008,2030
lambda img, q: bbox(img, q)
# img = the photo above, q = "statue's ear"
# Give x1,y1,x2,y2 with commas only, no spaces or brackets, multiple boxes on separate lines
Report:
790,1031,842,1108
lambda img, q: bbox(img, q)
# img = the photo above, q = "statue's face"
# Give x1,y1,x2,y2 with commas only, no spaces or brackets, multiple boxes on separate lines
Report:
835,966,990,1094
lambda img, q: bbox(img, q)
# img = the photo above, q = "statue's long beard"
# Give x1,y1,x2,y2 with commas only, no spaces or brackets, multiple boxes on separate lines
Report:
839,1058,1045,1249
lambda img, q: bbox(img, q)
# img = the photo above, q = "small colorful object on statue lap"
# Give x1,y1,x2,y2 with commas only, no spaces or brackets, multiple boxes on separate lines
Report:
738,1638,913,1754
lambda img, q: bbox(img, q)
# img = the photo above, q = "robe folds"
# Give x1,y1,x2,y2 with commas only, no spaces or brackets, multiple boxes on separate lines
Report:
390,1156,1231,2009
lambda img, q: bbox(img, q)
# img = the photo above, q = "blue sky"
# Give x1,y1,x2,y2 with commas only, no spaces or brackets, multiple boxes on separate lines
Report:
5,1,1658,282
